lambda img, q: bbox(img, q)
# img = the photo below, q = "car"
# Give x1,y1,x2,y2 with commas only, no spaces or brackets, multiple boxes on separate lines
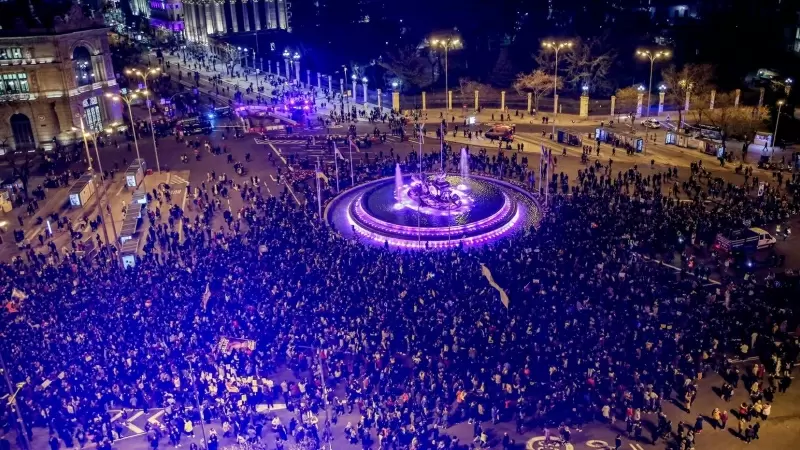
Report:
485,124,515,142
641,119,661,129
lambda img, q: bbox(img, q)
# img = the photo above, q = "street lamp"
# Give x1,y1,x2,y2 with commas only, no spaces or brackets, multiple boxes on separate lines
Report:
430,36,462,110
542,40,573,136
71,119,118,248
772,99,785,157
105,91,146,190
636,49,671,117
351,74,357,105
785,78,793,96
125,67,162,172
292,52,301,85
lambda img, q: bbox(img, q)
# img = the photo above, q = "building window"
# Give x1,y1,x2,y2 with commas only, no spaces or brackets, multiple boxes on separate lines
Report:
0,48,23,60
83,97,103,132
0,73,30,95
73,46,94,87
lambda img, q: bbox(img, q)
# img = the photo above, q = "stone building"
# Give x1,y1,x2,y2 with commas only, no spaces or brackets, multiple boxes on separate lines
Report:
0,2,122,152
183,0,291,44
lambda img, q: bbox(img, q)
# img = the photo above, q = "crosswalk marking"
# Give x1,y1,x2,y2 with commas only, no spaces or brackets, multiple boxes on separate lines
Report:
170,175,191,185
125,411,145,434
147,410,165,425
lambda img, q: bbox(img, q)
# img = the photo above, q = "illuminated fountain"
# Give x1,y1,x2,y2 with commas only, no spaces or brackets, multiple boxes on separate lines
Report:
458,148,470,191
326,169,541,250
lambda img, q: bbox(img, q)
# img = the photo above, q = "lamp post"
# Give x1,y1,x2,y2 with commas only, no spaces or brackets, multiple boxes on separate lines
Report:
785,78,793,96
542,40,573,137
362,77,368,105
72,119,118,249
636,49,671,117
125,67,162,172
282,50,290,81
772,99,785,157
430,36,462,110
351,74,357,105
342,66,348,96
292,52,301,86
105,91,146,191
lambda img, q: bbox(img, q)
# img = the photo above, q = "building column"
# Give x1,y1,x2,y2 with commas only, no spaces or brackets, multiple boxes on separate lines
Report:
267,60,272,73
241,0,251,32
229,0,239,33
637,92,644,117
253,0,262,30
306,69,310,87
500,91,506,111
610,95,616,118
339,78,343,96
474,90,479,111
709,89,716,111
214,0,225,33
421,92,427,111
317,72,321,89
734,89,741,107
392,91,400,112
203,2,214,37
658,92,665,114
526,93,532,113
447,90,452,110
327,76,331,92
284,60,289,80
294,62,300,84
183,2,195,41
377,89,382,109
579,93,589,118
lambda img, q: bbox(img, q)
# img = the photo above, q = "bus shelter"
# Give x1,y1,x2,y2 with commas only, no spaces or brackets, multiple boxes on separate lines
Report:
665,132,724,156
599,130,643,153
68,174,96,208
556,129,583,147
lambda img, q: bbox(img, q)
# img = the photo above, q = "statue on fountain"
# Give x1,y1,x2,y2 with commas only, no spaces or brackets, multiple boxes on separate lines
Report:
408,172,461,210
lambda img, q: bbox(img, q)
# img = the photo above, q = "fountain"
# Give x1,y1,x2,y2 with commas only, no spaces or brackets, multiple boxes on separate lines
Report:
326,168,541,249
394,164,403,201
458,148,470,191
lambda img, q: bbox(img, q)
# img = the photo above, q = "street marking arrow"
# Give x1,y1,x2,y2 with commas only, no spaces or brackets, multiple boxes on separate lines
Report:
125,411,145,434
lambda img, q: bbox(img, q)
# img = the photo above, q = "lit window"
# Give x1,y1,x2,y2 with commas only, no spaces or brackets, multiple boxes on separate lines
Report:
0,73,30,95
0,48,23,60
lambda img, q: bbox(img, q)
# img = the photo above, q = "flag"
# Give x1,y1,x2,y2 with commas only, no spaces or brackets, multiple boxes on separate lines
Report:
333,142,344,160
11,288,27,301
201,282,211,310
316,168,329,183
480,264,510,309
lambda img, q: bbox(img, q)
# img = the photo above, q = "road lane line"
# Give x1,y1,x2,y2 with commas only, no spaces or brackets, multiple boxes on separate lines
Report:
284,180,301,206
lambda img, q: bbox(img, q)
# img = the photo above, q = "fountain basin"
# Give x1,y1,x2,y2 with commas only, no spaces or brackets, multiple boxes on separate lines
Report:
326,174,541,249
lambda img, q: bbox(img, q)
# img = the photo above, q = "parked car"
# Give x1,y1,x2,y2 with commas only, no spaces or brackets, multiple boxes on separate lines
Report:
641,118,661,129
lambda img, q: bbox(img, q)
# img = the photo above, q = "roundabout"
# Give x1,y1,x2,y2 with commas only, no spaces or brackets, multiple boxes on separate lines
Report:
325,170,541,249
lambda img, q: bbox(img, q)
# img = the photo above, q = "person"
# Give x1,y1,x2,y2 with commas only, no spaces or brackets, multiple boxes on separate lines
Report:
720,409,729,430
614,434,623,450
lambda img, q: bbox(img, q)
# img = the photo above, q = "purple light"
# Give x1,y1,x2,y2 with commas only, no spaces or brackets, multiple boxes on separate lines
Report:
325,174,540,250
351,192,513,238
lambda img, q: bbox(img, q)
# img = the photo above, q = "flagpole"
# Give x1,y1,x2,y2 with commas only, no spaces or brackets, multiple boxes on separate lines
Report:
316,157,322,219
348,137,354,184
440,122,444,172
418,131,423,248
333,144,340,193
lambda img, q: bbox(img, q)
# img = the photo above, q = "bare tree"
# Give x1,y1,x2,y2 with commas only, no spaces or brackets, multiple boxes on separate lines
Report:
704,92,769,152
513,70,560,112
561,37,617,95
615,86,641,116
661,64,715,128
458,78,496,106
378,46,436,91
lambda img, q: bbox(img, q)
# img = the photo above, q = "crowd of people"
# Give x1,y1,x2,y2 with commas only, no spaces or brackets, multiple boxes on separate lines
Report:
2,49,800,450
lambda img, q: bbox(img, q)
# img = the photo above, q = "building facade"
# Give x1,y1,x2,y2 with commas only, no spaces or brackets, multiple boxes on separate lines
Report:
0,6,122,151
150,0,185,38
183,0,291,43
